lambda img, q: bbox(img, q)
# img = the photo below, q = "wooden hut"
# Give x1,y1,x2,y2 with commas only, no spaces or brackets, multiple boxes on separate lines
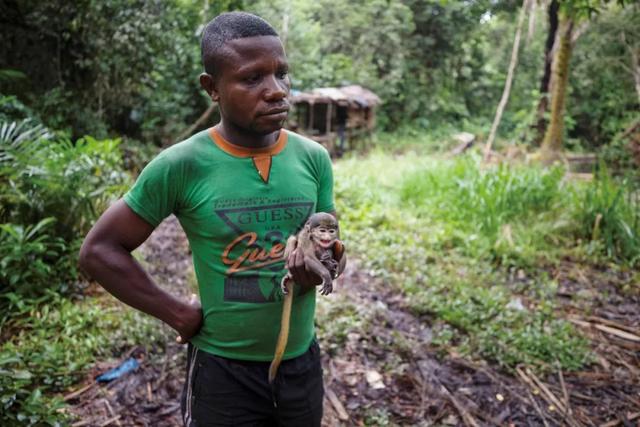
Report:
286,85,381,154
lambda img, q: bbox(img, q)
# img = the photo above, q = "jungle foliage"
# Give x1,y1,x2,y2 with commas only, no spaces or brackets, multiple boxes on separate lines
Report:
1,0,638,152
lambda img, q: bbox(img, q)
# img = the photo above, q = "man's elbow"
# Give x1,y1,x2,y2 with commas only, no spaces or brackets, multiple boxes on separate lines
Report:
78,238,99,276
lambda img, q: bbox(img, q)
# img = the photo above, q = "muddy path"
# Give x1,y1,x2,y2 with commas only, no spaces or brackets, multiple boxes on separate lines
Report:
67,217,640,426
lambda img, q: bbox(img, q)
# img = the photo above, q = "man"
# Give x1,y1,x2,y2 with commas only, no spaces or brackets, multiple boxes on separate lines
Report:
79,12,341,427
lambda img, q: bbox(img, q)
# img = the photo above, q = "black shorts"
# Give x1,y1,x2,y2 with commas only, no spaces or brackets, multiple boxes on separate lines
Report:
181,341,324,427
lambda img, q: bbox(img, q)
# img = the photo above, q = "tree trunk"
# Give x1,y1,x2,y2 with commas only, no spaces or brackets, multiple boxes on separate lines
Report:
630,45,640,105
539,17,574,164
532,0,559,146
620,30,640,106
482,0,529,161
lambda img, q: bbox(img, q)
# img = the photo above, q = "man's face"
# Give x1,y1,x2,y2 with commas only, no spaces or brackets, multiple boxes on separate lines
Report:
209,36,290,136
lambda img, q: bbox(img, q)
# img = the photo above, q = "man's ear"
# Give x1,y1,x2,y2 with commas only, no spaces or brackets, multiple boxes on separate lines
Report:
199,73,219,102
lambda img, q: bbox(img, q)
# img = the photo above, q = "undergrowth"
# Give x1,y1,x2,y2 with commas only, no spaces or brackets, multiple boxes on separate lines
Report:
334,151,637,372
0,120,160,425
0,293,163,425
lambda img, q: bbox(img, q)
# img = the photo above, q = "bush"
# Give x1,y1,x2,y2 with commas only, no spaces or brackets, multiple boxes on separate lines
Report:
1,122,130,241
0,219,67,301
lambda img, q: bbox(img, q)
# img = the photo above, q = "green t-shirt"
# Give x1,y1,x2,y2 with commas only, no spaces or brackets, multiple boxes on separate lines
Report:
123,128,335,361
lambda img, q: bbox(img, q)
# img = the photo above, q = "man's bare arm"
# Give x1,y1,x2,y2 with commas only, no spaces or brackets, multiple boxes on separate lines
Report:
79,199,202,342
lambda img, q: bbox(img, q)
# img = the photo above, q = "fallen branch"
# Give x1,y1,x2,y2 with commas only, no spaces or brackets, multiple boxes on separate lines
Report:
325,387,349,421
450,358,531,407
568,317,640,342
599,411,640,427
102,399,121,427
156,402,181,417
63,383,94,402
557,368,574,426
98,415,121,427
516,367,581,427
586,316,639,335
593,324,640,342
418,360,480,427
526,369,568,414
438,382,480,427
526,388,552,427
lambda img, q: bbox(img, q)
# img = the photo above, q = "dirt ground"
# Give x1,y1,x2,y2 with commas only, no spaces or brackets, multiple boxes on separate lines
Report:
67,217,640,426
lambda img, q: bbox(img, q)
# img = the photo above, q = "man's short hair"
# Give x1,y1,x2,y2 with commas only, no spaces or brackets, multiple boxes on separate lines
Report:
201,12,279,75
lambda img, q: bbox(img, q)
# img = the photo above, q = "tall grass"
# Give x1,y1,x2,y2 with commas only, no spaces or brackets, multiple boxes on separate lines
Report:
394,156,573,266
577,165,640,265
400,158,565,236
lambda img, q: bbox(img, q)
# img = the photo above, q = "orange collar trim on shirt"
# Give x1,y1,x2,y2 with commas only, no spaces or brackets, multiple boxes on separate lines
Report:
208,128,288,158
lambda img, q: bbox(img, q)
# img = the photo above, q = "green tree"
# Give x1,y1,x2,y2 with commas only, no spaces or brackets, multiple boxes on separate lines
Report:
538,0,631,163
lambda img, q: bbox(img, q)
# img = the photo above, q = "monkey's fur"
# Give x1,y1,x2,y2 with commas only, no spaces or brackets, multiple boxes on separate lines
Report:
268,213,346,383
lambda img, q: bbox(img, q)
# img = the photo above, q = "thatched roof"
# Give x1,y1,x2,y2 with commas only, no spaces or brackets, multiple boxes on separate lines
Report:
290,85,381,108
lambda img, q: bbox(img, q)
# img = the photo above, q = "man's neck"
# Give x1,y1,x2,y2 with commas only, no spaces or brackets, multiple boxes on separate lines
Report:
215,122,279,149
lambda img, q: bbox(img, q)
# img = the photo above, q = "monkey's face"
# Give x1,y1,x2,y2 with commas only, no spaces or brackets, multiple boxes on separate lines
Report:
310,223,338,249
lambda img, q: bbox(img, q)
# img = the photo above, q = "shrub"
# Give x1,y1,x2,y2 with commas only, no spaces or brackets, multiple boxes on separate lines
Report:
0,219,67,300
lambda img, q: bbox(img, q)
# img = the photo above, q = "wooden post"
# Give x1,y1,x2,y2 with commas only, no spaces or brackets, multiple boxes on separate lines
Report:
326,102,334,153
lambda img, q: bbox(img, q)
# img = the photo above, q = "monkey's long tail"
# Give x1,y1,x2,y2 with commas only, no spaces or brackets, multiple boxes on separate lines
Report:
269,279,293,383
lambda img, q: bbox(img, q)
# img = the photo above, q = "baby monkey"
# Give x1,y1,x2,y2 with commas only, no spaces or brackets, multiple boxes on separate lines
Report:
269,212,346,383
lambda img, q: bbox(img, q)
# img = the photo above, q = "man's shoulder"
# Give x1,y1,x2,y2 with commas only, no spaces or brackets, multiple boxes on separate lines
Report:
159,129,211,160
145,129,215,172
285,130,330,157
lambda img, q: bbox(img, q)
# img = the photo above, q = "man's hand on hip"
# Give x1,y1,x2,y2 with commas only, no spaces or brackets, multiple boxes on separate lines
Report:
176,293,203,344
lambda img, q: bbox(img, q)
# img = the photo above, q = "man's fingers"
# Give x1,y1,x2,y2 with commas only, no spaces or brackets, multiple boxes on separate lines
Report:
286,249,295,270
176,294,200,345
293,247,305,268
